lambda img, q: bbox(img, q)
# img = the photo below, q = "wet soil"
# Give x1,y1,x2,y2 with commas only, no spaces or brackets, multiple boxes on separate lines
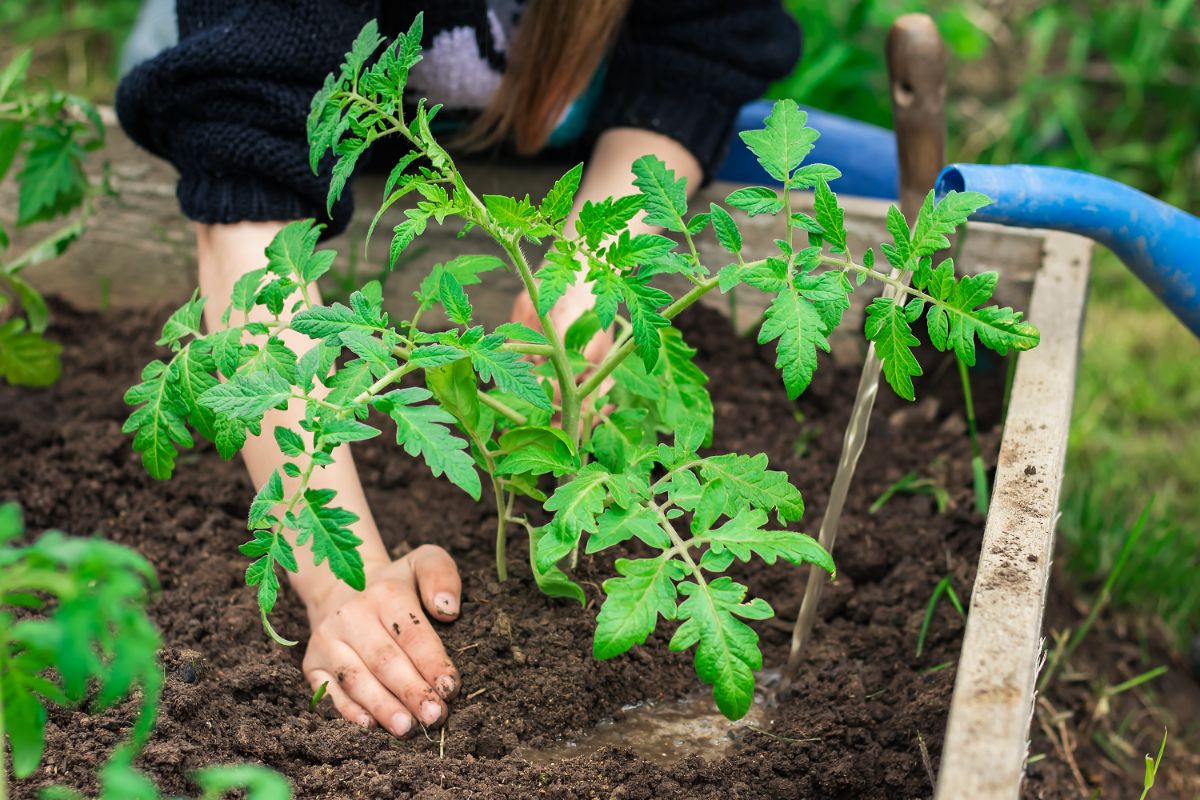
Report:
3,299,1185,798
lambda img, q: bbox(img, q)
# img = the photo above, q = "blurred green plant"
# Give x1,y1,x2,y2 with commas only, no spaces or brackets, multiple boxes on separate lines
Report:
0,48,109,387
0,502,291,800
774,0,1198,210
0,0,141,101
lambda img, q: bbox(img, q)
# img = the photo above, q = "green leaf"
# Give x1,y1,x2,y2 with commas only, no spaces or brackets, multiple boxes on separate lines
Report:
594,557,686,659
467,334,550,410
812,178,847,253
265,219,333,285
438,272,473,325
409,343,466,368
315,417,380,446
709,203,742,255
194,765,292,800
374,387,481,499
587,506,668,553
156,291,206,350
537,463,612,571
296,489,364,590
700,509,832,573
199,370,291,421
495,426,579,477
165,340,219,439
606,231,676,269
631,155,688,233
0,322,62,387
534,244,579,317
865,296,923,401
725,186,784,217
339,330,397,378
540,162,584,224
123,359,192,479
912,190,991,257
527,526,585,604
738,99,817,182
758,286,830,399
792,163,842,189
17,124,86,225
671,577,770,720
576,195,643,248
417,254,506,310
696,453,805,523
483,194,546,236
623,279,672,371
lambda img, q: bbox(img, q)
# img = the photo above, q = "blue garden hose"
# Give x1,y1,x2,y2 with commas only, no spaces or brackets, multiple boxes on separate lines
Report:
937,164,1200,338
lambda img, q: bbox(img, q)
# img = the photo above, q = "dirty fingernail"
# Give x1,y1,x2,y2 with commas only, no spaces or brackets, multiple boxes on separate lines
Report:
419,699,442,726
390,712,412,737
434,592,459,616
435,674,457,699
357,714,373,729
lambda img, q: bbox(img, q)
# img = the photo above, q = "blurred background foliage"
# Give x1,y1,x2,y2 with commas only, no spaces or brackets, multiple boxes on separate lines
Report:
1,0,1197,652
769,0,1200,654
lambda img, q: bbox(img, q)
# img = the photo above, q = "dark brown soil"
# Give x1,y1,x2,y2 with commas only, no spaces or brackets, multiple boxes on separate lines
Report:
1,299,1181,799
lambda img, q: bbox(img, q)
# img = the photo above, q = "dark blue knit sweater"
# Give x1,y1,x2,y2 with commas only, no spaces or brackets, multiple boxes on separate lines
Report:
116,1,801,237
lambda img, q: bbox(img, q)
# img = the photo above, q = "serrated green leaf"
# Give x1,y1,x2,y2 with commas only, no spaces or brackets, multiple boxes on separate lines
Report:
534,244,579,317
912,190,991,257
296,489,364,590
758,285,830,399
576,194,642,248
199,369,291,421
725,186,784,217
631,155,688,233
123,359,192,479
670,577,772,719
467,334,550,410
587,506,668,553
439,272,473,325
709,203,742,254
696,453,805,523
594,556,685,659
738,99,816,183
865,296,923,401
700,509,832,572
624,279,672,370
374,387,481,499
540,162,584,224
812,178,847,253
0,322,62,387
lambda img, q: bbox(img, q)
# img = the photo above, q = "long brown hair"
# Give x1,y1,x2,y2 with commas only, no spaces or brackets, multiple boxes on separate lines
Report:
456,0,632,155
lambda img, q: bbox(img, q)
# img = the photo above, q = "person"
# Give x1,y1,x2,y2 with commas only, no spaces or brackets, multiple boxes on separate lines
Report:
116,0,801,738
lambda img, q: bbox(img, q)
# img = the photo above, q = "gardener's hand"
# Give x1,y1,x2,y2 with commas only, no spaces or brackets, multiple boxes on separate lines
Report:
302,546,461,736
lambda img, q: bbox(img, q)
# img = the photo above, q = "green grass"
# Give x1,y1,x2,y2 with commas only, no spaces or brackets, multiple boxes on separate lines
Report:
1059,250,1200,649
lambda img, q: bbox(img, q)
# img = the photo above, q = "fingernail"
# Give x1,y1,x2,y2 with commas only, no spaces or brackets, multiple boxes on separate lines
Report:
357,714,373,729
435,674,457,699
390,712,413,737
434,592,459,616
419,699,442,727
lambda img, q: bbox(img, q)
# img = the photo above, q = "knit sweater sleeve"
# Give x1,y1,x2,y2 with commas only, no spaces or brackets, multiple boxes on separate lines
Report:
590,0,802,180
115,0,377,238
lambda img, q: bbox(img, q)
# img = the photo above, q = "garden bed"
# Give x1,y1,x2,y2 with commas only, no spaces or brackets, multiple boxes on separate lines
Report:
5,298,1006,799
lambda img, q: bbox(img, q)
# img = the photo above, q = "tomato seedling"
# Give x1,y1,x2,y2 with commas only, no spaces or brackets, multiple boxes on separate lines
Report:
0,503,291,800
125,16,1038,718
0,50,109,387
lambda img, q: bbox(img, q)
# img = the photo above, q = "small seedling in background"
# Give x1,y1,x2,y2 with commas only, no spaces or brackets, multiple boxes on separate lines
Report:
916,574,966,658
1138,729,1168,800
956,356,990,514
0,49,110,387
124,16,1038,719
869,469,949,515
0,502,291,800
308,680,329,712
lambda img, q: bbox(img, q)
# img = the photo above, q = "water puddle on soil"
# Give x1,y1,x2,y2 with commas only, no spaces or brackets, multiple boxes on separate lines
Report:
516,673,778,766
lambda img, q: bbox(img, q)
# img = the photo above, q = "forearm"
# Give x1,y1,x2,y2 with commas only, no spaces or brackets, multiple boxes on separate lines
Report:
196,221,390,613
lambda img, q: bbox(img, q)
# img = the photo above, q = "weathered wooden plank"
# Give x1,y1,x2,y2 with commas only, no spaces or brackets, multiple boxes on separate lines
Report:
934,230,1092,799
